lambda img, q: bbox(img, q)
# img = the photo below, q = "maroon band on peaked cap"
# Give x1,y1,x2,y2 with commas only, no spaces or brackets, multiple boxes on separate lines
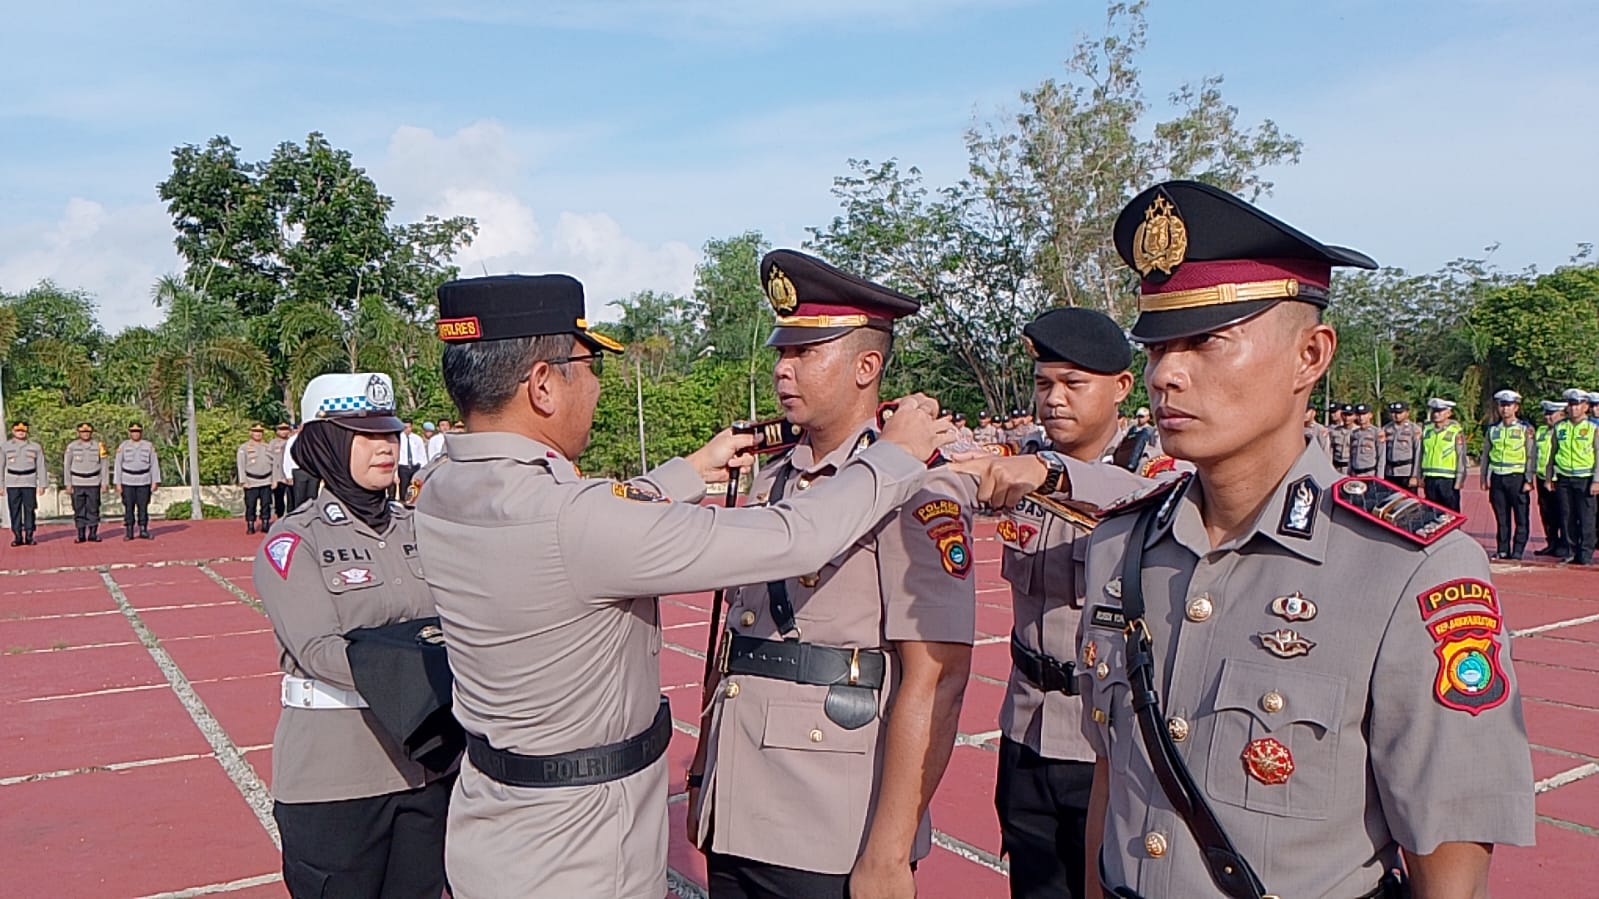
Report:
760,249,921,347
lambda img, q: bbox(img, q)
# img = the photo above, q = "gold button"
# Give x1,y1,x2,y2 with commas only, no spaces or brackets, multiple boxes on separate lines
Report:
1092,708,1108,723
796,476,812,491
1261,691,1284,714
1167,716,1190,742
1185,595,1213,622
1144,832,1167,858
739,611,756,627
724,681,741,699
1095,662,1110,679
810,728,824,743
798,573,820,588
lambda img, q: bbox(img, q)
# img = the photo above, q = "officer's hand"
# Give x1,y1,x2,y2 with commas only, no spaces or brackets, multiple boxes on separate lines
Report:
686,429,760,483
1480,478,1489,492
1409,478,1420,490
949,454,1049,511
1590,482,1599,497
1523,481,1534,494
849,854,915,899
879,393,954,463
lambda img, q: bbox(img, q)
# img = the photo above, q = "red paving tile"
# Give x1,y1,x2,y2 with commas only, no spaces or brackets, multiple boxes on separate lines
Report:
137,602,272,640
914,845,1011,896
221,884,290,899
957,679,1005,738
931,744,1003,856
1515,662,1599,711
0,571,115,616
1532,749,1586,783
660,645,705,691
1490,821,1598,896
1514,635,1599,674
975,603,1012,639
0,757,280,898
0,610,137,650
665,685,703,732
667,797,709,889
246,747,273,791
162,630,281,683
0,688,209,779
666,731,697,796
192,673,283,749
1523,699,1599,758
1501,593,1599,632
1537,771,1599,830
0,642,163,703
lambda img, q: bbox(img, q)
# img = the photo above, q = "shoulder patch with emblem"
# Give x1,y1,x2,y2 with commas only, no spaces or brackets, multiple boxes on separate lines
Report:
926,519,971,579
1417,577,1498,620
913,498,962,524
612,482,667,503
264,534,300,579
1331,477,1464,545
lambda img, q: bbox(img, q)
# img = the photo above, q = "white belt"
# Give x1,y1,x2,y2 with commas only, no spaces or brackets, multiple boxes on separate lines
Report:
281,676,369,710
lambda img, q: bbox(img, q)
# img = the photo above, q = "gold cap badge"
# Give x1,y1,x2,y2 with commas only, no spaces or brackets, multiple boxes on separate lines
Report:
1132,194,1188,279
766,265,799,315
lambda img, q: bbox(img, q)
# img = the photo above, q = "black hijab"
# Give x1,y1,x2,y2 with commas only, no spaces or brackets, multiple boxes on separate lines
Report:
291,420,393,531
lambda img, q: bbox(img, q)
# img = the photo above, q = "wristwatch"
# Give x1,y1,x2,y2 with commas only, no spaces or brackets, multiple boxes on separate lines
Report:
686,770,704,788
1037,450,1070,496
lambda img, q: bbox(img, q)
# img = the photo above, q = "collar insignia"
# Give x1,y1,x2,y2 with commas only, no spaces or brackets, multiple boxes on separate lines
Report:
1278,475,1319,539
322,502,348,524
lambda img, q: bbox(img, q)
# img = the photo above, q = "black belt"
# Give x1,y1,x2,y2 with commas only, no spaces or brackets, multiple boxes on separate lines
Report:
465,696,671,788
71,470,102,478
724,634,886,689
123,467,150,475
1350,467,1377,475
1010,631,1078,695
1099,853,1408,899
7,468,35,475
246,472,272,479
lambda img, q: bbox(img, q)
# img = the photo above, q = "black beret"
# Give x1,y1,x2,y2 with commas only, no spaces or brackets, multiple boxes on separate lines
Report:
1387,400,1408,412
435,275,623,354
1340,403,1355,414
1114,181,1377,343
1022,307,1133,374
761,249,920,347
1353,403,1371,414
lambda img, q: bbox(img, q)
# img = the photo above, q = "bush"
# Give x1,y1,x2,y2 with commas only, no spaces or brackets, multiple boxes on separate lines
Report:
163,501,233,520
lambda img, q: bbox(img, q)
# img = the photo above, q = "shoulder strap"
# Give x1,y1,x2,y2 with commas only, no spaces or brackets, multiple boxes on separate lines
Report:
766,461,799,636
1118,487,1267,899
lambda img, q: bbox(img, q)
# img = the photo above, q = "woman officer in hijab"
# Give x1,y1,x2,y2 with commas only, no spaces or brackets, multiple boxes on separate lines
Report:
255,373,451,899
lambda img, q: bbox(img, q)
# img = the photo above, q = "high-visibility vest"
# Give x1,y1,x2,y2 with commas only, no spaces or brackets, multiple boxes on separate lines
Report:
1536,425,1555,476
1553,420,1597,478
1486,422,1531,474
1421,423,1462,478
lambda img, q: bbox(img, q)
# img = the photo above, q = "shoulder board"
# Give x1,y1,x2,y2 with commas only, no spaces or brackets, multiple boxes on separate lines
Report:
1023,492,1101,532
1139,454,1178,479
1098,471,1193,519
1330,477,1465,546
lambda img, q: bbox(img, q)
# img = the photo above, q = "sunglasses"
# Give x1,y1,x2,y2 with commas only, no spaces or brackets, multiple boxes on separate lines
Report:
521,352,605,381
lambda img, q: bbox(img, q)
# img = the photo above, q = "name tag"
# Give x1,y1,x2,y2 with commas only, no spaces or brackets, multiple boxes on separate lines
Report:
1089,605,1126,629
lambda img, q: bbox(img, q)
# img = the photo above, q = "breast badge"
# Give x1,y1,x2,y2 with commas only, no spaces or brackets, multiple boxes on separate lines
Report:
1242,737,1295,785
1258,628,1315,658
996,516,1039,551
1269,591,1318,622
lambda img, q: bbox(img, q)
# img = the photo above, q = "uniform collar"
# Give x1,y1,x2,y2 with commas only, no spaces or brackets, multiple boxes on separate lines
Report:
1159,441,1335,565
440,431,582,482
787,418,878,475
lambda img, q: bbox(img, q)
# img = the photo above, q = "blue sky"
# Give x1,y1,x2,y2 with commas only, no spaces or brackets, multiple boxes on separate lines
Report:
1,0,1594,331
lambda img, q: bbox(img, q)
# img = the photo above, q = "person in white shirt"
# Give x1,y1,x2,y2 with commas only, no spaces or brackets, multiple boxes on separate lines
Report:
397,420,428,502
426,419,451,462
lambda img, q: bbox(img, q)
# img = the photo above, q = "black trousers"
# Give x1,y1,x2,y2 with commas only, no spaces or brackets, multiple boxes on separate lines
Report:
1557,476,1597,564
273,482,292,517
1538,479,1566,553
1423,477,1460,512
995,737,1093,899
72,486,102,528
291,470,320,510
244,486,272,524
273,777,451,899
1487,474,1531,557
708,851,853,899
395,465,419,503
121,484,152,528
7,487,37,535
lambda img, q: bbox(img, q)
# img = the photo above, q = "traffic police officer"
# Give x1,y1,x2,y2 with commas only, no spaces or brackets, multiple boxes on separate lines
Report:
238,423,277,534
1381,400,1422,490
257,372,453,898
1548,388,1598,566
1534,400,1567,556
64,422,109,543
1346,403,1384,477
1327,404,1351,473
1078,180,1533,898
414,272,955,899
1419,398,1466,511
689,250,977,899
4,421,48,546
1480,390,1536,560
113,423,161,540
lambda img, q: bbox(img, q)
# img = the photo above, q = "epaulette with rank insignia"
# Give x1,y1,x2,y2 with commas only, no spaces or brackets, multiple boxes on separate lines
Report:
1098,471,1192,520
1330,476,1464,545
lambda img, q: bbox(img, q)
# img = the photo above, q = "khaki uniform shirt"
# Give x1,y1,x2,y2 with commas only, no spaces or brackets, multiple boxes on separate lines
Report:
268,436,290,483
1327,424,1352,469
1078,444,1535,898
4,439,48,489
1000,454,1148,760
415,431,928,899
254,493,443,803
974,424,1002,445
692,422,978,875
113,440,161,486
1347,425,1385,475
237,440,276,488
1303,422,1330,455
1382,421,1422,478
63,440,109,488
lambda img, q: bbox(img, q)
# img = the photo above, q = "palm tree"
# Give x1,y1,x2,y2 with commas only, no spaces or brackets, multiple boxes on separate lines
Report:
151,274,271,519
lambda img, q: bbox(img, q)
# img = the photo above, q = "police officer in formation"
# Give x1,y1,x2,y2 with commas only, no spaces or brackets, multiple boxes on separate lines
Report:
1419,398,1466,511
1548,388,1598,566
113,422,161,540
64,422,109,543
238,423,277,534
4,421,48,546
413,271,955,899
1075,181,1532,898
1326,403,1351,472
256,372,452,899
1302,405,1330,454
1534,399,1567,556
268,422,293,519
974,410,1002,445
1345,402,1384,476
690,251,977,899
1481,390,1536,560
1381,400,1422,489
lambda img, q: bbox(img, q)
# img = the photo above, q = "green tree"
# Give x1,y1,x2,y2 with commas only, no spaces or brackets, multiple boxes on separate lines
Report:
1468,265,1599,401
1,281,104,403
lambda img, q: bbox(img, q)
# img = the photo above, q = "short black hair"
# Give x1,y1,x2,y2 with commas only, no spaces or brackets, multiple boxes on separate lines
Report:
443,334,576,416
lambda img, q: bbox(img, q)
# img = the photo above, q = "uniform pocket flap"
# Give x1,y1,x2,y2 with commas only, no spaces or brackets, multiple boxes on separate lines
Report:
761,699,873,754
1213,658,1345,734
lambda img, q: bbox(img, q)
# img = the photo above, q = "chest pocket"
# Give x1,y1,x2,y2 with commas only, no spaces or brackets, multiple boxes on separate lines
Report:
998,507,1049,593
1205,658,1346,820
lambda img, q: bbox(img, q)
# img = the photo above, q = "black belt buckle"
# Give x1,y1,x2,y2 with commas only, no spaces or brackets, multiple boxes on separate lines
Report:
1010,632,1078,696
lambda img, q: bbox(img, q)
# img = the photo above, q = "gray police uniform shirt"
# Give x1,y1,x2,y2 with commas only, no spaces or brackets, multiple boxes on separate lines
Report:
1000,455,1148,761
113,439,161,486
267,436,290,483
237,440,276,488
1078,443,1535,898
4,439,49,489
1327,425,1352,468
63,440,109,488
254,493,444,803
1347,425,1385,475
1383,421,1422,478
414,430,928,899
